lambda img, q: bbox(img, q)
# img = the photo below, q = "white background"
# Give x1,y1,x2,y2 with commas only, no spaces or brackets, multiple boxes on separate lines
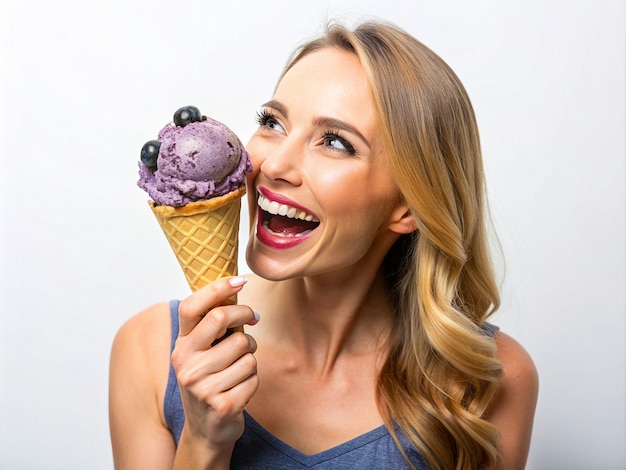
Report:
1,1,624,468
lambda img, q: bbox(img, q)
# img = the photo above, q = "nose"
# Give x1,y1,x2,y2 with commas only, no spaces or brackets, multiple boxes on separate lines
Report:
259,134,303,186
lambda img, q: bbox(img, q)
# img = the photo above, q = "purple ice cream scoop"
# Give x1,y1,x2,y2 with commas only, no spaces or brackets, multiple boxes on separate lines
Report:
138,109,252,207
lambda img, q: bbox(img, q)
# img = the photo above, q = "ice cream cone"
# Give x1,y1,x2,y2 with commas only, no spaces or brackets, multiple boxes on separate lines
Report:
149,185,246,306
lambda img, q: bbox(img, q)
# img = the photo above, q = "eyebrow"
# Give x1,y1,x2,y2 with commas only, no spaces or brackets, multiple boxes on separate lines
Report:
313,117,370,147
261,100,370,147
261,100,288,117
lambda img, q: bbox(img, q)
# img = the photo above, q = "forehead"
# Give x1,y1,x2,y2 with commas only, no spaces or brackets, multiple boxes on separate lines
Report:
274,47,377,126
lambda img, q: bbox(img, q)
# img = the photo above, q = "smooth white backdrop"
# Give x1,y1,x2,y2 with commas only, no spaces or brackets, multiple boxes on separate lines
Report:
1,1,624,468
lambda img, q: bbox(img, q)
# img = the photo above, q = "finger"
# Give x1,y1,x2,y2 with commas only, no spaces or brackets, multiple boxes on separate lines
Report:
181,304,258,351
208,368,261,420
192,352,259,409
213,308,260,346
178,276,248,337
175,332,257,384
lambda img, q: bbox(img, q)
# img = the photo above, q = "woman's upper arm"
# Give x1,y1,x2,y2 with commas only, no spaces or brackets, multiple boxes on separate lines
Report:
109,302,176,469
488,331,539,470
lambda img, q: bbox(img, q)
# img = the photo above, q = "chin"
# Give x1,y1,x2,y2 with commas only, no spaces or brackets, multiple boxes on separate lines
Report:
245,220,321,281
245,239,298,281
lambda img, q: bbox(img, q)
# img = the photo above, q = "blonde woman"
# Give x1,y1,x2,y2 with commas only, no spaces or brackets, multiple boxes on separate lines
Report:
110,20,538,470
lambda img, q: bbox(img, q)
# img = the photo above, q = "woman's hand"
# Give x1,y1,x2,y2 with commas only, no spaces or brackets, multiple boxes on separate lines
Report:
171,276,260,468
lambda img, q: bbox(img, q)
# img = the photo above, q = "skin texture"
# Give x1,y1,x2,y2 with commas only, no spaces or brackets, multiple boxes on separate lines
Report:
245,50,410,282
490,332,539,469
109,47,538,469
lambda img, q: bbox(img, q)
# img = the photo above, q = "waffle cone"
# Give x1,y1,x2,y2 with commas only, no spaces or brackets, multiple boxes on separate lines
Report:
149,185,246,306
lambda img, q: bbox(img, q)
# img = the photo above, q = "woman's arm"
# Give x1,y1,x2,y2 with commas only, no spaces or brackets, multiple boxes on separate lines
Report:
169,277,260,469
109,277,260,470
109,302,176,469
489,331,539,470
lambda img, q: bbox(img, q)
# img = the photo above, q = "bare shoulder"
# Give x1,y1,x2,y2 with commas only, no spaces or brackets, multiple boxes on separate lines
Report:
494,331,538,385
110,301,173,413
112,302,172,360
109,302,176,468
489,330,539,470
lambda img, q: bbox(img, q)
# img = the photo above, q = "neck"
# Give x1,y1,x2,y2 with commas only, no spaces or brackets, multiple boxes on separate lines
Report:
264,267,394,376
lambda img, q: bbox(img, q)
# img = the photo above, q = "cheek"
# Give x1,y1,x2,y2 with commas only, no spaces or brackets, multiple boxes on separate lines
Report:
244,138,265,182
244,139,261,222
318,187,396,254
313,165,396,218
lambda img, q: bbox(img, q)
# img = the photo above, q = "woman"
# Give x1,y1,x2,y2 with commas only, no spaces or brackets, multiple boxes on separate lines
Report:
110,20,538,469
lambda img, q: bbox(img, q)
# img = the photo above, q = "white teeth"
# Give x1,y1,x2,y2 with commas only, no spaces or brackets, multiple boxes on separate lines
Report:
257,194,319,223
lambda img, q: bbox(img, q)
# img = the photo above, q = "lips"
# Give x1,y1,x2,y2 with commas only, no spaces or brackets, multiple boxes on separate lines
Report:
255,188,320,248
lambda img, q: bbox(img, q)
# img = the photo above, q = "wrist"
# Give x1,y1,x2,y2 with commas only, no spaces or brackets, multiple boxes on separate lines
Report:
173,428,234,470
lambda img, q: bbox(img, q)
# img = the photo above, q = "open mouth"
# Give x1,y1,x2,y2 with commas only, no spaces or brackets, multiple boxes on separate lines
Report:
257,193,320,238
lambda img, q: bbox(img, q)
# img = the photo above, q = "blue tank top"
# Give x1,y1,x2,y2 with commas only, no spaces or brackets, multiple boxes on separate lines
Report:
164,300,497,469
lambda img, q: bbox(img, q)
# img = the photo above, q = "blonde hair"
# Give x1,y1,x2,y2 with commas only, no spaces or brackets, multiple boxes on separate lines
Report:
282,20,503,469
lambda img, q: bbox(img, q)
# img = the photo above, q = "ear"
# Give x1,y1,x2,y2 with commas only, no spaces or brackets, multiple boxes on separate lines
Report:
387,205,418,235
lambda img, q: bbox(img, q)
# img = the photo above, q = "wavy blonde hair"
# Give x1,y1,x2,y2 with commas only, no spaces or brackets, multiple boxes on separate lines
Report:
281,20,503,469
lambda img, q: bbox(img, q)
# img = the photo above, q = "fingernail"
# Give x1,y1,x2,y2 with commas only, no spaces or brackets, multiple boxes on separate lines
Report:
253,311,261,321
229,276,248,287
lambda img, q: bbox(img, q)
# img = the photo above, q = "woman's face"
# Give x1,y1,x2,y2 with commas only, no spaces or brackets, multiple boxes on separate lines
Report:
245,47,404,280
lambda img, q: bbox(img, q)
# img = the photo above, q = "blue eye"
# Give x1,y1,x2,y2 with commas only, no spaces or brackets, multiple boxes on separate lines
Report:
322,131,356,156
256,110,285,133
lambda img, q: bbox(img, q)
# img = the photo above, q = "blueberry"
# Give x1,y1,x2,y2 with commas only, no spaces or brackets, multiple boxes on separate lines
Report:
141,140,161,169
173,106,202,127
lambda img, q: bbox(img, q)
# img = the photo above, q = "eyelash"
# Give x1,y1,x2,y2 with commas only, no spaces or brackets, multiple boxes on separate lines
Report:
255,109,356,156
321,129,356,156
255,109,278,128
